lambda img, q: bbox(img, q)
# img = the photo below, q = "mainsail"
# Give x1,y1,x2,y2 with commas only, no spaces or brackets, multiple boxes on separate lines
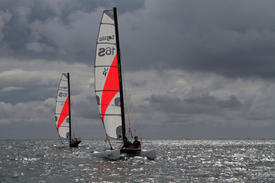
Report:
55,73,70,139
94,8,125,140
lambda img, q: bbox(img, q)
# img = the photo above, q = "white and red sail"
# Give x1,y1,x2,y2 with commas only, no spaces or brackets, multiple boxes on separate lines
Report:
94,9,123,139
55,73,70,139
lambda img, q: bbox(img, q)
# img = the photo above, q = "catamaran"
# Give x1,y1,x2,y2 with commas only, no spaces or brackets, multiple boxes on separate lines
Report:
93,8,155,160
55,73,81,148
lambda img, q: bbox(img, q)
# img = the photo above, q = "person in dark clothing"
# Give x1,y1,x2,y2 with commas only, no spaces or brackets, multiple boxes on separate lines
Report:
132,136,141,150
121,138,132,149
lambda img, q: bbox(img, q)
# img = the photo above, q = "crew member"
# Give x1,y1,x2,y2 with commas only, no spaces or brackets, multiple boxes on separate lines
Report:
121,138,132,149
132,136,141,150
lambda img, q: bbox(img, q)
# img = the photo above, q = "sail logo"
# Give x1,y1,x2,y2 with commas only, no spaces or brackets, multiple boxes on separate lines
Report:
99,35,115,42
103,68,109,77
98,47,116,56
59,92,67,97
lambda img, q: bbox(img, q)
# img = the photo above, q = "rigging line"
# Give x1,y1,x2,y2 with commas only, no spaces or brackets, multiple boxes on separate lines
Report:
119,50,128,135
70,98,80,139
56,127,65,145
120,51,135,139
123,61,136,125
123,68,132,139
104,134,113,150
123,69,138,139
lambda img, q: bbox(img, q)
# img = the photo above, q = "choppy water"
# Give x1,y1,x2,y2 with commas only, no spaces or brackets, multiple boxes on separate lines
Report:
1,139,275,182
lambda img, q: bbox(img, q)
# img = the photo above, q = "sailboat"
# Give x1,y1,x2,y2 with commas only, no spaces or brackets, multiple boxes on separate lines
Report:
93,8,155,160
55,73,81,148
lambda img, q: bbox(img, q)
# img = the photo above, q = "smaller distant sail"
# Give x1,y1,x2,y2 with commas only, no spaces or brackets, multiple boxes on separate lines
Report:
55,73,70,139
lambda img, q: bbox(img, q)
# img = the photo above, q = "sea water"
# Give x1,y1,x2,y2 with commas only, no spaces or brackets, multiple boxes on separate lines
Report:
1,139,275,182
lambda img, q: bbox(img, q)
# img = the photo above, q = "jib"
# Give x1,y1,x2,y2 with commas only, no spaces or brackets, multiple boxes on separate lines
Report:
98,47,116,56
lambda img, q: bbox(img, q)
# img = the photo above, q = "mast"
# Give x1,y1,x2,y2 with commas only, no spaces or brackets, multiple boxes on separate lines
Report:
67,72,72,144
113,7,126,143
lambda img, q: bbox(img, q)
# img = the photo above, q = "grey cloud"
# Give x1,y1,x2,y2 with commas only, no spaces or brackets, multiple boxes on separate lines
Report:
0,0,144,63
0,59,92,104
147,94,243,117
1,86,24,92
2,0,274,79
0,69,57,103
0,86,54,104
119,0,275,79
71,93,98,120
0,10,12,40
0,98,54,125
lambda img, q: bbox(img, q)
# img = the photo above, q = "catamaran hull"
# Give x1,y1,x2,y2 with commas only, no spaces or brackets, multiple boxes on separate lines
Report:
92,149,121,160
120,149,156,160
140,149,156,160
92,149,156,160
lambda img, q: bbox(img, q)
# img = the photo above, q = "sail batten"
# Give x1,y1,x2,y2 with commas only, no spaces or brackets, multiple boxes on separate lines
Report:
94,9,124,140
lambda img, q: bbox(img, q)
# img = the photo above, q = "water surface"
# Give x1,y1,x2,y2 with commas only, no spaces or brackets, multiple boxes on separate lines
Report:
1,139,275,182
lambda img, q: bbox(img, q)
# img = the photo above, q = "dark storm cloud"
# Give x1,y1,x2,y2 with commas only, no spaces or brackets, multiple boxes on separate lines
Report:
0,0,144,63
1,0,274,78
119,0,275,79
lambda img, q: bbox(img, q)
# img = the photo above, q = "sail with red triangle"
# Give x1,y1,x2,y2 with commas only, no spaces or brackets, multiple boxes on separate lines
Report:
94,9,123,139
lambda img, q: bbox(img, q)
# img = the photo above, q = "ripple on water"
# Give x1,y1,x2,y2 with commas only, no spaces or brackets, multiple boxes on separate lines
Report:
1,140,275,182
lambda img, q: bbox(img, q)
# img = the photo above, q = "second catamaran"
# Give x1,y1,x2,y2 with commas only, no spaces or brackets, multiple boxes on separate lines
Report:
55,73,81,148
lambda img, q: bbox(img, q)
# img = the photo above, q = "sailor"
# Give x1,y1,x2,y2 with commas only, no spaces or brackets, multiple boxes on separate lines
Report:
121,138,132,149
132,136,141,150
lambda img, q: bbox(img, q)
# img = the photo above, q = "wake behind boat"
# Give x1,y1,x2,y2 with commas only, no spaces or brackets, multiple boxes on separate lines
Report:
92,8,155,160
55,73,81,148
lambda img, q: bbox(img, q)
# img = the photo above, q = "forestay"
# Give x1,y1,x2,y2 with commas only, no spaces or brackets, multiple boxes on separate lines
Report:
94,9,123,139
55,73,70,139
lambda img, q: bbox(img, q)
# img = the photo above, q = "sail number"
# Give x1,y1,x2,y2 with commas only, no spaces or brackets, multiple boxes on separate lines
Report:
98,47,116,56
59,92,67,97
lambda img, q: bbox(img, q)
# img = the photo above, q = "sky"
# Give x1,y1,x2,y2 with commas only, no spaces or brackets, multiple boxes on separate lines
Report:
1,0,275,139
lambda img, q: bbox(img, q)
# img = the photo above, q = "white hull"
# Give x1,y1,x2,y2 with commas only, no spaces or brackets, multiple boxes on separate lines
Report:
140,149,156,160
92,149,156,160
92,149,121,160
